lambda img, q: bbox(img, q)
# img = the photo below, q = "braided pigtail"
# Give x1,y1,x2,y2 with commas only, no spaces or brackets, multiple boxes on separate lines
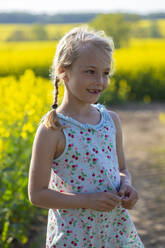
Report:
42,25,114,130
43,76,64,131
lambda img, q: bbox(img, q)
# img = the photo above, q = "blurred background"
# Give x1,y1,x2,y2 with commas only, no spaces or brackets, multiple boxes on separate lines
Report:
0,0,165,247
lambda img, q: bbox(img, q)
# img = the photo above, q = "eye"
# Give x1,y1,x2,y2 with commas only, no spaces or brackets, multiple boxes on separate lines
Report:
104,72,110,76
86,70,95,74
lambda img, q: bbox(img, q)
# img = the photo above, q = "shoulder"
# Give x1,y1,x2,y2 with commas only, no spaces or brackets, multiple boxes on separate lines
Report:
103,108,123,138
97,104,120,126
33,122,62,150
107,110,120,122
106,109,122,129
105,109,124,148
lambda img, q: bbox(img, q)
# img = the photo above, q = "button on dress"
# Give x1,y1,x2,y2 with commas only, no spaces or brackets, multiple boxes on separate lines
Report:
44,103,144,248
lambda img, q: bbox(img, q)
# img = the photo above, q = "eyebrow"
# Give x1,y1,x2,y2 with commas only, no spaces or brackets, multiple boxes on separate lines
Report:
85,65,110,70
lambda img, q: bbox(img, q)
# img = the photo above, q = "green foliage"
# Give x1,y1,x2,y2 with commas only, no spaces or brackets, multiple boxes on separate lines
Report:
3,23,76,42
90,15,165,42
31,24,48,40
1,20,165,43
1,35,165,246
89,13,132,48
0,120,47,247
0,120,39,247
150,20,162,38
6,24,49,42
51,31,63,41
99,66,165,105
132,19,164,38
0,71,54,247
6,30,28,42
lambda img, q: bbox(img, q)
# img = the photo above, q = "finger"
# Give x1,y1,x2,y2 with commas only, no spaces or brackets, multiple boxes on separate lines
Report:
122,202,132,209
121,202,129,209
122,197,138,209
122,197,132,206
106,202,115,208
108,193,122,203
118,186,127,197
107,199,120,207
128,188,139,199
102,202,115,211
127,192,138,202
123,188,137,199
112,195,122,202
128,190,135,199
118,191,125,198
122,196,130,201
111,197,122,204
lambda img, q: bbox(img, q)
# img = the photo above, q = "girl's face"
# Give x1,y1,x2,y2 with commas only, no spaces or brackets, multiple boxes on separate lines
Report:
64,44,111,105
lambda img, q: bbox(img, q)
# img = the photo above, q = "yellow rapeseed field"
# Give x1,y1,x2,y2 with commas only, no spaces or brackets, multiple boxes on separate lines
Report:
114,38,165,71
0,30,165,247
0,69,64,144
0,41,57,77
0,38,165,141
1,38,165,77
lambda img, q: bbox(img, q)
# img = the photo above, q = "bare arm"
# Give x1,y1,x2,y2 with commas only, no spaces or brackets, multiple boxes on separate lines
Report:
28,123,88,209
108,111,132,186
28,122,123,212
108,110,140,209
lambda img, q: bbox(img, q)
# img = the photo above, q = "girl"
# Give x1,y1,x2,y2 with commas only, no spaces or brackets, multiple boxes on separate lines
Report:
28,25,144,247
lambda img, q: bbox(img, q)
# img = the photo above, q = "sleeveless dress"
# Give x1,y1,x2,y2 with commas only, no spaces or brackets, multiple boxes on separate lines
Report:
44,103,144,248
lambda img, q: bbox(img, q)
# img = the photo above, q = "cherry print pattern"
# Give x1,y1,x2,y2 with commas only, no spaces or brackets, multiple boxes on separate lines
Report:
45,104,144,247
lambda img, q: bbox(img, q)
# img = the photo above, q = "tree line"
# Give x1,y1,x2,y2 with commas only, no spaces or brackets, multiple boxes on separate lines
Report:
0,11,165,24
4,14,164,48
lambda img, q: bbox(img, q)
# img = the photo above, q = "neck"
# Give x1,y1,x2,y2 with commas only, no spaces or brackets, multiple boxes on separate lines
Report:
57,88,95,117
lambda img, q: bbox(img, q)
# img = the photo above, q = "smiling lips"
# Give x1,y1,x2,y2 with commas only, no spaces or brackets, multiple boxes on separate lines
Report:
87,89,102,94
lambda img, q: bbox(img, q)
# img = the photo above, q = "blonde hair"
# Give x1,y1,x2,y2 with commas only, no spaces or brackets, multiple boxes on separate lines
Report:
43,24,114,130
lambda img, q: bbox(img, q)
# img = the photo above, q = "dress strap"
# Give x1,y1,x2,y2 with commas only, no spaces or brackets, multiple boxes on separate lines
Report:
39,104,116,132
96,104,116,132
56,104,106,130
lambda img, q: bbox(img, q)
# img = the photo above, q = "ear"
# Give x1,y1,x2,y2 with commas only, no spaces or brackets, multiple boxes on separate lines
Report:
57,65,70,82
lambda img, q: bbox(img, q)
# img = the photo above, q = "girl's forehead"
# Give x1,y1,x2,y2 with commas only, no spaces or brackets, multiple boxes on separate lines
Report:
75,44,111,69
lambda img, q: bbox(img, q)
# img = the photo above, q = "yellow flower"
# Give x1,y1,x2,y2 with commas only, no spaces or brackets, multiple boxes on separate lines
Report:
159,113,165,124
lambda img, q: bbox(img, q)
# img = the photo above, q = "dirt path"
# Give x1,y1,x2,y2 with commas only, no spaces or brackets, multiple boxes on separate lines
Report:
29,102,165,248
112,102,165,248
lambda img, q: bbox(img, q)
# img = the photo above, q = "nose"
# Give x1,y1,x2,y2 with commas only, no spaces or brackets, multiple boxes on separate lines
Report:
95,73,104,86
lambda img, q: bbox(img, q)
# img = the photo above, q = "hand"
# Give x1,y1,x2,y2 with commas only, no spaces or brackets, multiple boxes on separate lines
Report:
118,183,139,209
87,191,122,212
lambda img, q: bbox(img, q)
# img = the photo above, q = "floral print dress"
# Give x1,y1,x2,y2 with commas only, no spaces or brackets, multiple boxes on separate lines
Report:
45,103,144,248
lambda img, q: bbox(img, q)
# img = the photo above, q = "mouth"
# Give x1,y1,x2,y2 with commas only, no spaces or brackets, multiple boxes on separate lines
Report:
87,89,102,94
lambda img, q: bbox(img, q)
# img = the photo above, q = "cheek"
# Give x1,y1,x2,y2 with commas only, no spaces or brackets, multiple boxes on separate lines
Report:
70,79,82,92
104,79,109,88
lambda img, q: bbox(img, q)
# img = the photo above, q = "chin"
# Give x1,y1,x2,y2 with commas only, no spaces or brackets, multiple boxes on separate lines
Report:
78,95,100,105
